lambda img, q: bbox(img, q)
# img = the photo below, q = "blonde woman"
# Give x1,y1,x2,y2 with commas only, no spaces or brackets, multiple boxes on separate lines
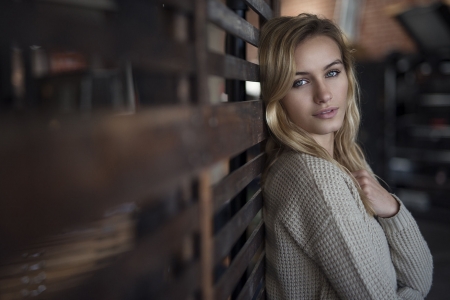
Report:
260,14,433,299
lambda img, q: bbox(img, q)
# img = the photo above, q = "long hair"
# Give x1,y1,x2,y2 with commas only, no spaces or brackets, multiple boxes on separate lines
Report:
259,13,375,216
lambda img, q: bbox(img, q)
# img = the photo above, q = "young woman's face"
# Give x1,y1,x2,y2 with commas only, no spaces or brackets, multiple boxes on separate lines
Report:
281,35,348,143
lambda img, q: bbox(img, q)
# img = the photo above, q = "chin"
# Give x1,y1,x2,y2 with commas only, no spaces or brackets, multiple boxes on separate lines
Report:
317,124,343,135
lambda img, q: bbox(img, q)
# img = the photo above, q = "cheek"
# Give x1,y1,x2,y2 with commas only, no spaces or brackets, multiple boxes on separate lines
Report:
282,96,308,123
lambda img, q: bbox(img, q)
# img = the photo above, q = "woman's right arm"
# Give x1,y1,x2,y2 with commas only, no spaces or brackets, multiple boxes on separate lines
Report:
277,155,432,299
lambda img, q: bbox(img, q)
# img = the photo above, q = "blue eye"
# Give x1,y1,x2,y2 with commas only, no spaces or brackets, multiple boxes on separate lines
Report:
326,70,340,78
293,79,308,88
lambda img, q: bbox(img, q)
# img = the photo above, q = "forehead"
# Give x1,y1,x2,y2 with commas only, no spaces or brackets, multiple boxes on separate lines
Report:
293,35,342,70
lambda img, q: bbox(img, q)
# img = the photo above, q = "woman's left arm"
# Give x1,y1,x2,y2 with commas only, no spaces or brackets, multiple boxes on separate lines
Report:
352,170,433,296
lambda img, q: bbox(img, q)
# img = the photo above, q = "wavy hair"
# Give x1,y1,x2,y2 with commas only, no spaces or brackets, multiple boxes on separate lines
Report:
259,13,375,216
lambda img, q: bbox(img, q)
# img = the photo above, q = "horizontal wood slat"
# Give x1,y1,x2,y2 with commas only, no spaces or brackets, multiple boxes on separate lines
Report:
130,203,199,275
214,190,262,265
154,0,194,12
6,2,195,75
214,221,264,300
37,0,118,11
236,250,265,300
207,0,259,47
61,204,199,300
208,52,259,82
214,153,265,212
244,0,273,21
153,261,200,300
130,40,195,74
0,101,266,256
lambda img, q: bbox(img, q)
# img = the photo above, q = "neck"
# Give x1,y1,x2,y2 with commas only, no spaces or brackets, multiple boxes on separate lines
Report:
312,133,334,158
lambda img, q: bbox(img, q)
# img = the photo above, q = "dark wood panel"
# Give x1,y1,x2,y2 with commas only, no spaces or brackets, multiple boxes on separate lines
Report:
208,52,259,82
56,204,199,300
214,153,265,212
0,101,266,255
154,0,194,12
244,0,273,21
194,0,209,105
236,251,265,300
214,221,264,300
130,40,195,74
214,190,262,265
153,261,200,300
207,0,259,47
7,1,195,75
37,0,118,11
128,203,199,275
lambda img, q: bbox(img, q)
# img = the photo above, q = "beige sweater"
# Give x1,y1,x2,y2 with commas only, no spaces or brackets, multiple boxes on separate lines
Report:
263,151,433,300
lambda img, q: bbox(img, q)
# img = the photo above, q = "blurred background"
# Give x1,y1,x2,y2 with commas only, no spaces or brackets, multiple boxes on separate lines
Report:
0,0,449,299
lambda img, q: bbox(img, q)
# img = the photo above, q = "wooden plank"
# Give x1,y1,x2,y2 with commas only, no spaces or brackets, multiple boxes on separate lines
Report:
53,204,199,300
153,261,200,300
37,0,118,11
213,153,265,212
130,203,199,275
244,0,273,21
270,0,281,18
214,221,264,300
10,2,195,75
236,251,265,300
155,0,194,12
208,52,259,82
130,40,195,74
195,0,209,104
214,190,262,265
199,171,214,300
0,100,266,256
207,0,259,47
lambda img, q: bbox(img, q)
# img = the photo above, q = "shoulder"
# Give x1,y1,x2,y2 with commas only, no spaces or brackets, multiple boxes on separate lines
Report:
266,151,346,189
264,151,363,217
264,151,350,206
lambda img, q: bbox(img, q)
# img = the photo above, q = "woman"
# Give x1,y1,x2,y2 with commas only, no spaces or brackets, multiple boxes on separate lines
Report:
260,14,433,299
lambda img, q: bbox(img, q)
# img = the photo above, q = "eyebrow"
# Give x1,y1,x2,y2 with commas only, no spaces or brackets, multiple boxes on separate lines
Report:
295,59,343,75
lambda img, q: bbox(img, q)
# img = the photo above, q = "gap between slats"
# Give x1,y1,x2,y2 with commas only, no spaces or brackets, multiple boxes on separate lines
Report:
207,0,259,47
214,190,262,265
214,153,265,212
214,220,264,300
236,250,265,300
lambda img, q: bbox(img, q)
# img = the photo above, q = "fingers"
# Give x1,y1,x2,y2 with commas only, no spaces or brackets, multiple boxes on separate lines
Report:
352,170,373,186
351,169,371,178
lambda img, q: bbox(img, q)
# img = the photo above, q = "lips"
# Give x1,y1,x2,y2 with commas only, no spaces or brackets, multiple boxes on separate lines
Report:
313,107,339,119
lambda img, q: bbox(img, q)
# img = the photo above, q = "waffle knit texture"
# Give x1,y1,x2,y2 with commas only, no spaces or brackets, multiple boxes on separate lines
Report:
263,151,433,300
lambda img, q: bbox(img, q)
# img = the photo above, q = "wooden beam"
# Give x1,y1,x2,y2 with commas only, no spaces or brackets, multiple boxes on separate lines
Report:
208,52,259,82
214,190,262,265
213,153,265,212
244,0,273,21
214,221,264,300
207,0,259,47
0,101,266,256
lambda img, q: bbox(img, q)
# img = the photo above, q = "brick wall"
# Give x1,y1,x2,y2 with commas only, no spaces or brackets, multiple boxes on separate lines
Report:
279,0,441,60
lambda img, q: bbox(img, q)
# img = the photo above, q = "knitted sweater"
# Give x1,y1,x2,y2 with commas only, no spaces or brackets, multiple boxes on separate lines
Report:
263,151,433,300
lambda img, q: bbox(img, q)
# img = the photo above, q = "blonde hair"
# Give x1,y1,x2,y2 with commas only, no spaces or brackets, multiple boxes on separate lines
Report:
259,13,375,216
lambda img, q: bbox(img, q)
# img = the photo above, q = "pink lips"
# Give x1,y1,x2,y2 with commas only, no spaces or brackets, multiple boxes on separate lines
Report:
313,107,339,119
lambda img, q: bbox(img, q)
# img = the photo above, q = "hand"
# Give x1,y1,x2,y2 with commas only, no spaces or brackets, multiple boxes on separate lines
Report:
351,170,399,218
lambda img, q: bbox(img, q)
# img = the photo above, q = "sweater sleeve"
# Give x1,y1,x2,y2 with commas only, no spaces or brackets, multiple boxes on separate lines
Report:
377,195,433,299
278,155,432,300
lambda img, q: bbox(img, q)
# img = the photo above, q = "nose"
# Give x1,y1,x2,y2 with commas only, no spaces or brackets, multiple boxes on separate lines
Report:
314,80,332,104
